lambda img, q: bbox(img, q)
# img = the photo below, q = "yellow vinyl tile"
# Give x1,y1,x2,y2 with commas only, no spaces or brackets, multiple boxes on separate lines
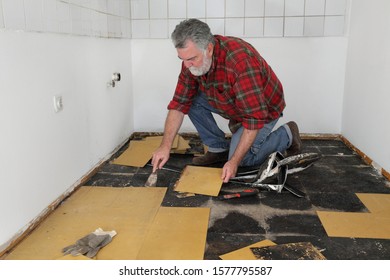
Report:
5,187,167,260
317,212,390,239
317,193,390,239
220,240,276,260
136,207,210,260
112,140,160,167
144,135,179,149
356,193,390,215
171,136,191,154
174,166,223,196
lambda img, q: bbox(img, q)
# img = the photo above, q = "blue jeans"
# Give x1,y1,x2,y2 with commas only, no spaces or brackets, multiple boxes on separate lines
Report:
188,92,292,166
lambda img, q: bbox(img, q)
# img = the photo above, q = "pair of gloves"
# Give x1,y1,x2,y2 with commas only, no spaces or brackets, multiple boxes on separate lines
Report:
62,228,117,258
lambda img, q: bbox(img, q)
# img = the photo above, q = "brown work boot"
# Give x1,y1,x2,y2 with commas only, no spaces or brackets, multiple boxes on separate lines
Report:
192,151,229,166
285,121,302,156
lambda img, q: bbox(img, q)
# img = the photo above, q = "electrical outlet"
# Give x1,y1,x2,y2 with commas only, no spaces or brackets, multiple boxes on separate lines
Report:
53,95,63,113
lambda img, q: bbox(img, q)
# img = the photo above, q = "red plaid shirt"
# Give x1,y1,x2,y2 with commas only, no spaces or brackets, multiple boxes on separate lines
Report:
168,35,285,131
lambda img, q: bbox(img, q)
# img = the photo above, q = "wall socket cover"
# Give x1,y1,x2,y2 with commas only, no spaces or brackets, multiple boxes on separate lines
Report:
53,96,63,112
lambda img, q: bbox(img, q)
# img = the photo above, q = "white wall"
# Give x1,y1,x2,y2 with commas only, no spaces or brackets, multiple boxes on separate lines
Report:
132,37,348,134
0,30,133,250
342,0,390,172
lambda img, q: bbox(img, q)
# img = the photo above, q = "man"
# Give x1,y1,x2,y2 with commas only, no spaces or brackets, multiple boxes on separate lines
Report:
151,19,302,183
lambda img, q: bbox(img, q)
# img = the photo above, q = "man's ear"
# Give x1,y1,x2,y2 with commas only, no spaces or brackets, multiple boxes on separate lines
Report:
207,43,214,56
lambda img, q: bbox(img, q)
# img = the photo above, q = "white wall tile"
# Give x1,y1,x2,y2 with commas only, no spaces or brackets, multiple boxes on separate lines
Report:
2,0,26,30
57,1,71,34
325,0,347,15
94,0,108,13
285,0,305,16
206,0,225,18
121,18,131,38
150,0,168,19
305,0,325,16
304,16,324,36
150,19,168,38
108,15,121,37
264,17,283,37
119,0,131,18
91,10,101,37
24,0,44,32
99,13,109,37
101,0,109,13
43,0,59,33
132,19,149,38
81,8,92,36
107,0,120,16
226,0,244,18
244,17,263,37
245,0,264,17
0,0,4,28
131,0,149,19
225,18,244,37
70,5,83,35
187,0,206,18
169,18,185,37
77,0,93,10
265,0,284,17
206,18,224,35
324,15,344,36
169,0,186,18
284,17,304,37
92,11,108,37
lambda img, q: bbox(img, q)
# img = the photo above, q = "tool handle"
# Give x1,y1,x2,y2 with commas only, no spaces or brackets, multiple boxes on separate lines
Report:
219,189,259,200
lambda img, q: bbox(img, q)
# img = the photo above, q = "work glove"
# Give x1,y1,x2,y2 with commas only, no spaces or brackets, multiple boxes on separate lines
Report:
62,228,117,258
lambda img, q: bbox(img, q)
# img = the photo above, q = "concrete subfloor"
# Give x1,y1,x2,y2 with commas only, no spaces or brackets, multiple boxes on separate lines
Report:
85,136,390,260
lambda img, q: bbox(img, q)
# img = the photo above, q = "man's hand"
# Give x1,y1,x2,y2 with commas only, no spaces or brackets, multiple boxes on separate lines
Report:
151,110,184,172
221,160,239,183
221,128,259,183
151,146,170,172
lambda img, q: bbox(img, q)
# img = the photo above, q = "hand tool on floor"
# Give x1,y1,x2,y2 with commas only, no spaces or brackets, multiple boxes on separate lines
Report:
216,188,259,200
230,152,321,198
62,228,117,258
145,170,158,187
144,164,182,187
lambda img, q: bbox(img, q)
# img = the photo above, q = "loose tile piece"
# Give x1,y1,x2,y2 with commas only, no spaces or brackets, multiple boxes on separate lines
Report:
174,165,223,196
5,187,167,260
220,239,276,260
112,135,188,167
317,193,390,239
356,193,390,215
136,207,210,260
112,140,160,167
171,135,191,154
250,242,326,260
144,135,179,149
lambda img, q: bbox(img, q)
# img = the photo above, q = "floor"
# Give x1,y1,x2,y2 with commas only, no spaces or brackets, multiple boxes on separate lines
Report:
82,135,390,260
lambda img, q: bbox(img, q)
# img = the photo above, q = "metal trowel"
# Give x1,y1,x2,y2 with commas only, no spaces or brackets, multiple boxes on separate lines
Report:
145,170,158,187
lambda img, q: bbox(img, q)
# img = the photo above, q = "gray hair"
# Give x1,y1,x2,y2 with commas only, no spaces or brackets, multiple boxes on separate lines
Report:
171,19,214,51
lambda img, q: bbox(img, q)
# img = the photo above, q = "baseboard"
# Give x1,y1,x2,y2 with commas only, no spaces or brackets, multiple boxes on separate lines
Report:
340,135,390,181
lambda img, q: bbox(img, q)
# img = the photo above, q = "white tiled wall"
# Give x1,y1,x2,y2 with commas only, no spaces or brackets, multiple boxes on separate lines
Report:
0,0,131,38
0,0,348,39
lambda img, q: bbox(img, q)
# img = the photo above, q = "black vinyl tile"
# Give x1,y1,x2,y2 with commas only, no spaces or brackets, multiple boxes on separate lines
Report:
83,137,390,260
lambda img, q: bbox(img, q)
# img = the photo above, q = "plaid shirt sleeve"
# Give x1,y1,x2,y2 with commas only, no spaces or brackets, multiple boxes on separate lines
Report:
167,64,198,114
232,57,285,130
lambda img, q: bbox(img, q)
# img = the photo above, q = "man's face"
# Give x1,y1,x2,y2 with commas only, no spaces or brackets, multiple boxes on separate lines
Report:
177,40,213,76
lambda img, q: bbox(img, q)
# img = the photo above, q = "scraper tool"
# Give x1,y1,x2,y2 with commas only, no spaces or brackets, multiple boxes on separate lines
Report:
145,171,158,187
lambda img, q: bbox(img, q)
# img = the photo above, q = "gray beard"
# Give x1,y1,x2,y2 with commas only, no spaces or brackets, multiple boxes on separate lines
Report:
189,54,212,76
